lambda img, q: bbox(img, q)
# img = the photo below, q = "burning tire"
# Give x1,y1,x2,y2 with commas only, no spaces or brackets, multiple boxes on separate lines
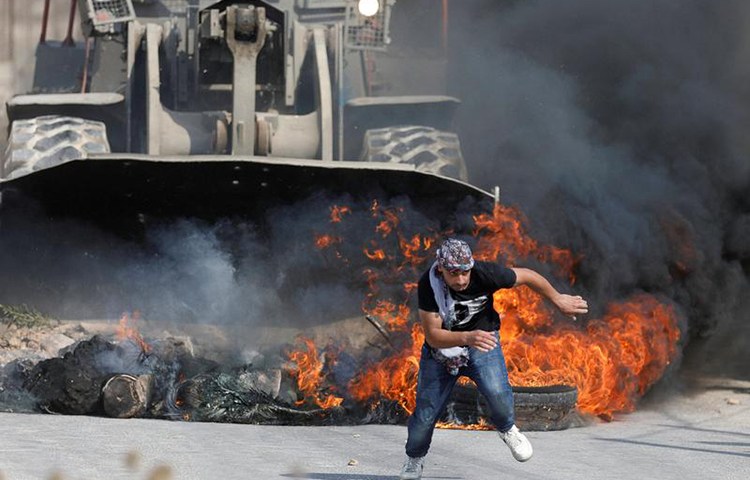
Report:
445,383,580,431
361,126,469,181
512,384,580,431
102,374,154,419
2,115,110,180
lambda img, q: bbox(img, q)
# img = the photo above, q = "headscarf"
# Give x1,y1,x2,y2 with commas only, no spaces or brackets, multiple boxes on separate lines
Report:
436,238,474,271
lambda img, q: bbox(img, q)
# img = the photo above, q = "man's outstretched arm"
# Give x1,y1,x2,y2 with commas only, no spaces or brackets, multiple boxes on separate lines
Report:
511,267,589,317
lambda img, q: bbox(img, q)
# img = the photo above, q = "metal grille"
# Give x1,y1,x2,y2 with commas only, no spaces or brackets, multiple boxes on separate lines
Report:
158,0,188,13
86,0,136,26
344,0,393,52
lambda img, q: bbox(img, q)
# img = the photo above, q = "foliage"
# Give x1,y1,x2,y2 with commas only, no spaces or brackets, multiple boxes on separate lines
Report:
0,304,53,329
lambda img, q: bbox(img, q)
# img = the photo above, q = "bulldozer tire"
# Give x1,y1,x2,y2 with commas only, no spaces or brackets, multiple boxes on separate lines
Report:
361,126,468,181
2,115,110,180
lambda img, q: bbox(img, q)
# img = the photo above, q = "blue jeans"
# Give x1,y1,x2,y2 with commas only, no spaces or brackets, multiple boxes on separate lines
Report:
405,333,515,458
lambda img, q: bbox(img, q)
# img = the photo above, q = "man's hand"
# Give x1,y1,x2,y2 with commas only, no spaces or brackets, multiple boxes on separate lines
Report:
553,294,589,319
419,309,498,352
462,330,498,352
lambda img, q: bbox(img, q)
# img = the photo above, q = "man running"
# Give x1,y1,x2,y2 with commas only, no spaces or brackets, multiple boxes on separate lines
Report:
400,238,588,479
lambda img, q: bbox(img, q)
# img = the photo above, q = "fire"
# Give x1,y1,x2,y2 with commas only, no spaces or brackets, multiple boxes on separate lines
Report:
314,234,341,249
371,200,403,237
364,248,387,261
477,205,682,417
399,234,434,268
286,337,344,409
293,202,435,409
366,299,411,330
499,293,680,417
312,204,355,260
437,416,491,430
293,200,682,423
348,323,423,414
116,312,150,353
359,210,436,333
473,204,579,283
330,205,351,223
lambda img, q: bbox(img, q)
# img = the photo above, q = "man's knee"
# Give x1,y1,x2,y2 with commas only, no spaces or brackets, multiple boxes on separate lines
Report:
412,405,440,428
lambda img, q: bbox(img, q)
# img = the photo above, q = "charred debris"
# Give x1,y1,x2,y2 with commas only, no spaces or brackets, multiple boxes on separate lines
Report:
0,331,578,431
2,335,360,426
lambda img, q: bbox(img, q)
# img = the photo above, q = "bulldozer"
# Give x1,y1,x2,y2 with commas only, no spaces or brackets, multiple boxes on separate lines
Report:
1,0,494,233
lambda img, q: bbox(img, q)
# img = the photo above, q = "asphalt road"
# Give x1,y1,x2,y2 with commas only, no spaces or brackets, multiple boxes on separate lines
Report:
1,379,748,480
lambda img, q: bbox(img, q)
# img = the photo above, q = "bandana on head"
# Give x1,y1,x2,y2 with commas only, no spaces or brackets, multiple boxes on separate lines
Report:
436,238,474,271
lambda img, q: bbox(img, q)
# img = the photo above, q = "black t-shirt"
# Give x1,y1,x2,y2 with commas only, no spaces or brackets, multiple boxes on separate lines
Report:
417,261,517,332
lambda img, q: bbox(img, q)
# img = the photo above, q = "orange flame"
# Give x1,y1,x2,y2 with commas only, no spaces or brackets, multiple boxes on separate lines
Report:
330,205,351,223
298,201,681,423
437,416,491,430
314,234,341,249
358,210,437,333
371,200,403,237
398,234,434,268
475,204,682,416
314,205,354,262
286,338,344,409
474,204,579,283
349,323,423,414
366,299,411,331
116,312,150,353
499,292,680,417
364,248,387,261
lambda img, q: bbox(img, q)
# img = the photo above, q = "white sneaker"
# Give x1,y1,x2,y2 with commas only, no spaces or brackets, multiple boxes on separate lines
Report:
399,455,425,479
499,425,533,462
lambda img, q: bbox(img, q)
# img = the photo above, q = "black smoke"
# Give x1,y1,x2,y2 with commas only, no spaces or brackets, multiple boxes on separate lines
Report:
0,193,446,332
447,0,750,377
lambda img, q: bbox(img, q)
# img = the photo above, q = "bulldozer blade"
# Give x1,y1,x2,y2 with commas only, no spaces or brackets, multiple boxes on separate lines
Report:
0,155,493,234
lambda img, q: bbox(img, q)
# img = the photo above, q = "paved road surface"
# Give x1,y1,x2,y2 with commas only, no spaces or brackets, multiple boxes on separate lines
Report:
1,379,748,480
